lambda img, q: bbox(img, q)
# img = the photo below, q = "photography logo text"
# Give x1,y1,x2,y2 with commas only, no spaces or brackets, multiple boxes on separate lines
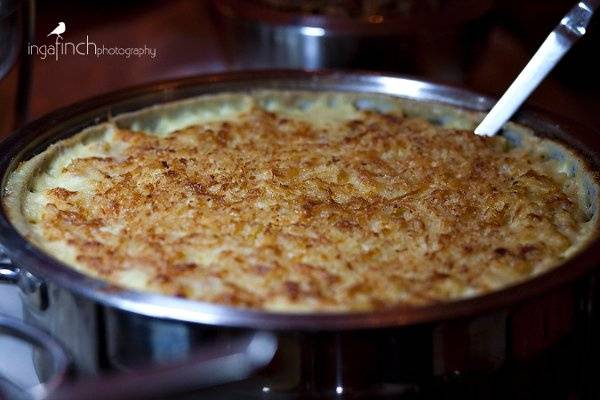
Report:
28,22,157,61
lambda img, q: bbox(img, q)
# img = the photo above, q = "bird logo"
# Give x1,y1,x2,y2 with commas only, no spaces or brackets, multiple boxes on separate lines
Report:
47,22,66,40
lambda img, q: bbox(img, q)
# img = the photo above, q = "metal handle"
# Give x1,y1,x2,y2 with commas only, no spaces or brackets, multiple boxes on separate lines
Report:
0,315,71,400
0,318,277,400
0,247,48,310
0,247,20,284
47,332,277,400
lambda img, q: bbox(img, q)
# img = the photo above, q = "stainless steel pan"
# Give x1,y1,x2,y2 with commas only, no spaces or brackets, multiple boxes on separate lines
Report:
1,71,600,399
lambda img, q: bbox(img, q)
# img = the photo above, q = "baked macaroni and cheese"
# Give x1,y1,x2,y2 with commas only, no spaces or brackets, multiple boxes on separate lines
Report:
3,91,598,311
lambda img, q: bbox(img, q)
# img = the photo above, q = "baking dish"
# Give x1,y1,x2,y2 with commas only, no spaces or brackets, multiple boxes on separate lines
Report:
1,71,600,399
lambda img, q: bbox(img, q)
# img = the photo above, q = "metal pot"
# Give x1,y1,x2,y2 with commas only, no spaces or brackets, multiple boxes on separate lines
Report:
1,71,600,399
211,0,493,80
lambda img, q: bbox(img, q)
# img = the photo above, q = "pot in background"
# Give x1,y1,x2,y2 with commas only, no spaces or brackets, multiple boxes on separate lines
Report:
211,0,494,81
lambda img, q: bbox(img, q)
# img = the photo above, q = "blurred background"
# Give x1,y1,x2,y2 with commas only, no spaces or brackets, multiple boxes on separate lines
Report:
1,0,600,139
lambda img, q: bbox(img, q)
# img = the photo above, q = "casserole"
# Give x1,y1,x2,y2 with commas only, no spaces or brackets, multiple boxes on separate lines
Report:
1,71,600,399
2,90,598,312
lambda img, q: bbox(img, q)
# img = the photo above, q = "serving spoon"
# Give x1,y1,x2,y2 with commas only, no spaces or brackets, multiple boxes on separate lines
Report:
475,0,599,136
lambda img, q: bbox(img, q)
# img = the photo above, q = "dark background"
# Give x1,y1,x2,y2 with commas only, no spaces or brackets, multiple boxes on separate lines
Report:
1,0,600,138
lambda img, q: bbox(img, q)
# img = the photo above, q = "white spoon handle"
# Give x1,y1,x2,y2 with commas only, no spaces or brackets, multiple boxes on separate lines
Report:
475,0,599,136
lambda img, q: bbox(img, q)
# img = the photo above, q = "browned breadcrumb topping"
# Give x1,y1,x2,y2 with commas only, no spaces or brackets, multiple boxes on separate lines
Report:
40,108,586,311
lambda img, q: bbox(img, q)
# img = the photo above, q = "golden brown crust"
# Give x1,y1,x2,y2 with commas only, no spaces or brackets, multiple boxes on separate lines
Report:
3,92,598,312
